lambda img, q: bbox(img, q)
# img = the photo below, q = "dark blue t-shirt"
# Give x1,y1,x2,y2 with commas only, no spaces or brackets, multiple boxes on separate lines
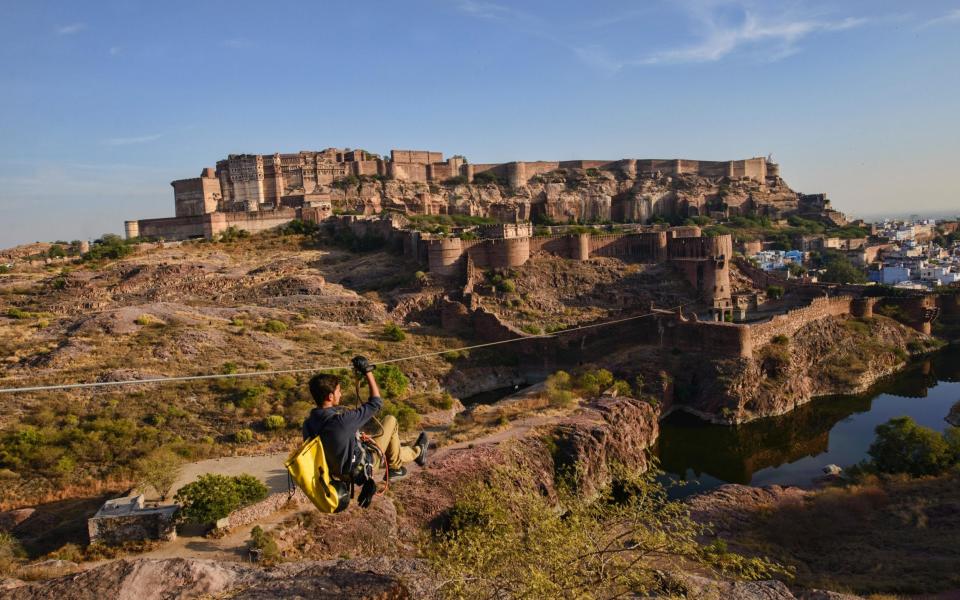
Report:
302,396,382,478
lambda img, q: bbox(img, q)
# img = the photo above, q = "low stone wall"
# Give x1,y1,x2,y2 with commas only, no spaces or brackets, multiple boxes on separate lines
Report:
749,296,854,348
215,489,308,533
88,511,177,545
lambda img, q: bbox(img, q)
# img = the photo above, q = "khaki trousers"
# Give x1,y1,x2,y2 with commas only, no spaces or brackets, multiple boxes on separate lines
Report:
370,415,419,470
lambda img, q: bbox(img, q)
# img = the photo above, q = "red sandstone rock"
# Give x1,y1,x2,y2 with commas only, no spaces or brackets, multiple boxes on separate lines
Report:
0,508,34,531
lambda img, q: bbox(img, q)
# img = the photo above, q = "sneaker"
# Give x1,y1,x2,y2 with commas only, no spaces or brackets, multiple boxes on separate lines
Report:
388,466,407,479
414,432,429,467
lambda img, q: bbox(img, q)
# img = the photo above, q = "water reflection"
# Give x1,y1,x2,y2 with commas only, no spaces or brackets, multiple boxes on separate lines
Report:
657,348,960,495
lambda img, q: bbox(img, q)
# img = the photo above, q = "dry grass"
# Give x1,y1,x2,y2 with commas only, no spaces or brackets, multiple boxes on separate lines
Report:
728,472,960,595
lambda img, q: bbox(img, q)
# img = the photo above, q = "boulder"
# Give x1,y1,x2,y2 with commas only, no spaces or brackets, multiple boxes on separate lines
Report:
660,572,795,599
0,508,34,531
946,400,960,427
686,484,809,537
0,557,428,600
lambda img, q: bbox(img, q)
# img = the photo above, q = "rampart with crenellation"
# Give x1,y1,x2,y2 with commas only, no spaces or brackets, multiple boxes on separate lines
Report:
129,145,790,242
423,227,732,310
162,150,773,222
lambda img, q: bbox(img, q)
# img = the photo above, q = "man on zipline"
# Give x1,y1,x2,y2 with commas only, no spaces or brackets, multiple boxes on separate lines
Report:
302,356,428,482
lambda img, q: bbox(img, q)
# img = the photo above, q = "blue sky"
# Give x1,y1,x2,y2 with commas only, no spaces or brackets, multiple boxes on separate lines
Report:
1,0,958,247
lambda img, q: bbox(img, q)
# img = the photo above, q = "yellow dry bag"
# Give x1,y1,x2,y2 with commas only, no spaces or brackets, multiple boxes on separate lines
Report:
285,436,349,513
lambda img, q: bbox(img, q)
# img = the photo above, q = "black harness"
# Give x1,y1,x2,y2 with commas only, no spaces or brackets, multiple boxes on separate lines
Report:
309,408,386,510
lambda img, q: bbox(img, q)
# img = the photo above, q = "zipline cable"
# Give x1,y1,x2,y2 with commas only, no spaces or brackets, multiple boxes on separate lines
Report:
0,304,686,395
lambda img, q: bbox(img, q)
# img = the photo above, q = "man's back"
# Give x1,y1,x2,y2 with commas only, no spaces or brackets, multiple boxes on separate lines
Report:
302,396,382,478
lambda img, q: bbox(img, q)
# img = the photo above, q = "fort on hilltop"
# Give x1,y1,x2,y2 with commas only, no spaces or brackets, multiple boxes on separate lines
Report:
126,147,840,242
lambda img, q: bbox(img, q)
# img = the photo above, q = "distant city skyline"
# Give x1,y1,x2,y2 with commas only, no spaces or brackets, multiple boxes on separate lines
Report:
1,0,958,247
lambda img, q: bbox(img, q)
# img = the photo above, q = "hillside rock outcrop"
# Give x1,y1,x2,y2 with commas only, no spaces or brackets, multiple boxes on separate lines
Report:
331,169,798,224
0,557,431,599
947,400,960,427
667,315,928,424
271,395,660,561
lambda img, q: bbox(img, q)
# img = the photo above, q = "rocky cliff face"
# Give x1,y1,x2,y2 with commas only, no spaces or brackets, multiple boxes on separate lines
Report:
947,400,960,427
668,315,931,424
331,169,798,222
269,395,660,562
1,556,431,599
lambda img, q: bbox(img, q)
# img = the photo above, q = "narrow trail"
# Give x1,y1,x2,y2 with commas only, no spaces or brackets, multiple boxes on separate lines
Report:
138,406,562,563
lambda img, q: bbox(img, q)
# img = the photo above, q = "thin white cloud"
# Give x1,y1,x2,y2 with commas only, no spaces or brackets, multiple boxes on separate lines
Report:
642,14,868,65
56,22,86,35
572,45,625,75
571,4,871,73
453,0,512,20
109,46,122,56
102,133,164,146
919,8,960,28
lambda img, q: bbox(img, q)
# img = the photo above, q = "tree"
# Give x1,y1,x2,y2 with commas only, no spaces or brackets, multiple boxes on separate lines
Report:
867,416,952,476
428,465,789,598
374,364,409,399
382,322,406,342
83,233,135,261
819,251,867,284
135,448,184,501
545,370,574,407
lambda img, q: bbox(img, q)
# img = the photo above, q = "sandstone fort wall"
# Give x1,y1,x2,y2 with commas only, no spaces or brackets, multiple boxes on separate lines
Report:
749,296,855,348
137,215,209,240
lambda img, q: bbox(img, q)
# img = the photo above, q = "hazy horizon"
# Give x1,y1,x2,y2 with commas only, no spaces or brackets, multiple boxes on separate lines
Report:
1,0,958,248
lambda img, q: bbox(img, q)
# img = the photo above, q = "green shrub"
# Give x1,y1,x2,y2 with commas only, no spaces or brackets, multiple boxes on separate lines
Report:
545,371,574,407
145,413,166,427
766,285,785,300
263,415,286,430
174,473,268,525
248,525,281,564
222,362,239,374
498,279,516,293
472,171,501,185
374,364,409,399
612,379,632,397
820,251,867,284
234,385,268,410
133,315,156,326
381,401,420,431
282,219,319,236
576,368,614,397
0,530,25,572
217,226,250,243
134,447,184,501
83,234,135,262
234,428,255,443
433,393,455,410
383,321,406,342
866,417,955,476
521,323,543,335
633,375,645,396
285,401,314,425
262,319,288,334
